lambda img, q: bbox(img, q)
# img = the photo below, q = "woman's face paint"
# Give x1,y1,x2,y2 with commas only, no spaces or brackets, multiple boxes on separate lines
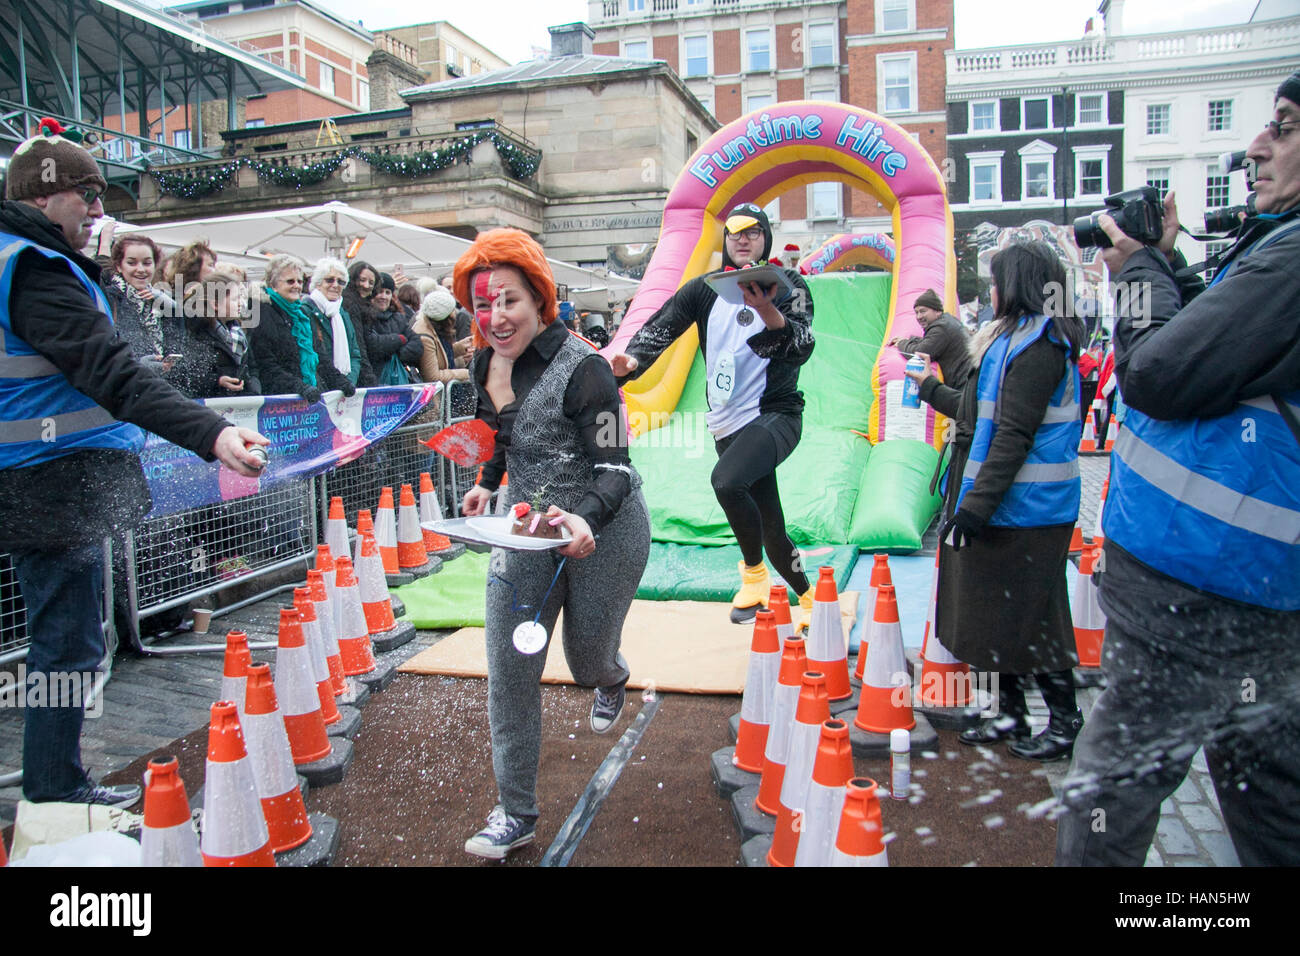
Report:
470,265,545,361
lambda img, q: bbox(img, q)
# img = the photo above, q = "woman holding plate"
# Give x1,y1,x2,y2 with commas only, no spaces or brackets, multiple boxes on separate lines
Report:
456,228,651,861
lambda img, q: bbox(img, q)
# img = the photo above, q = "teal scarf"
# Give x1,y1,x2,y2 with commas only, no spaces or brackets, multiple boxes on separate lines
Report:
268,288,318,387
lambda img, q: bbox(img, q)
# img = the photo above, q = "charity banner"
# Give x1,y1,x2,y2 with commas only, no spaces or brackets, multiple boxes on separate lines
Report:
141,384,438,518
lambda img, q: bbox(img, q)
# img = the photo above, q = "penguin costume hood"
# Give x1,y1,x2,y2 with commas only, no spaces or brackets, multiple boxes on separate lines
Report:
721,202,774,268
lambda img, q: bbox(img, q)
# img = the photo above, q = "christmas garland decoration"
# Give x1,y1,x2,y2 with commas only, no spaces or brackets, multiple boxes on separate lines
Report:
146,130,541,199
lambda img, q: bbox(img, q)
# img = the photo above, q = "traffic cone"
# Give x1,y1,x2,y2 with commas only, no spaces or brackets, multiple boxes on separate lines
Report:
273,608,331,765
919,550,939,660
855,557,894,681
335,556,376,676
756,635,808,816
325,496,349,570
1073,544,1106,668
830,777,888,866
294,588,340,725
734,610,781,773
1079,409,1098,453
375,487,399,573
201,701,275,867
243,663,312,853
358,532,398,634
1103,414,1118,452
793,718,855,867
1069,525,1084,554
853,584,916,734
806,566,851,701
768,670,830,867
768,586,793,643
140,756,202,867
419,472,454,554
918,623,974,708
313,544,340,641
1092,478,1109,548
221,630,252,720
354,509,374,566
397,484,428,569
307,569,346,696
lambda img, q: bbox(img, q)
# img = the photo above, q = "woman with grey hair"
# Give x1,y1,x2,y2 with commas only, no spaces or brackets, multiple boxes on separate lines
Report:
250,253,356,401
302,257,373,390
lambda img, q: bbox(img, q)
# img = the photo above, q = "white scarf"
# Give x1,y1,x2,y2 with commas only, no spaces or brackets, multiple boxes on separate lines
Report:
309,288,352,377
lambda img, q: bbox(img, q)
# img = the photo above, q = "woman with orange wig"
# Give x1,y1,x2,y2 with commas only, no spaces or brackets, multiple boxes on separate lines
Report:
455,228,650,860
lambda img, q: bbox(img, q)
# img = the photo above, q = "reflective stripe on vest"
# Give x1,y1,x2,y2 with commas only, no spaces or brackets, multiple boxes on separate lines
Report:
0,230,143,468
958,314,1081,527
1104,218,1300,610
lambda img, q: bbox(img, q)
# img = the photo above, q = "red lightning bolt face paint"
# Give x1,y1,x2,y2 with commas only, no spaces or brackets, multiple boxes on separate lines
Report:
473,270,493,339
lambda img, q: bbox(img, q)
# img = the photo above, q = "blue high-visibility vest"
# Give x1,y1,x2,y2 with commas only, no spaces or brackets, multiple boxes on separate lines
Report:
0,230,144,469
958,313,1081,527
1103,218,1300,610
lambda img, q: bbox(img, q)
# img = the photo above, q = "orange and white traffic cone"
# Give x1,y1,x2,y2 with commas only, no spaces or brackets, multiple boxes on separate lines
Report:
397,484,428,569
294,588,340,725
1073,544,1106,668
306,569,346,697
375,487,399,574
1069,525,1084,554
358,532,398,634
1092,478,1109,548
768,586,793,643
830,777,888,866
1103,413,1118,452
201,701,275,867
853,584,916,734
734,610,780,773
756,635,808,816
419,472,454,554
273,608,331,765
325,496,350,571
243,663,312,853
768,670,830,867
221,630,252,721
806,566,852,701
354,509,374,566
1079,408,1098,453
919,550,938,660
793,718,855,867
855,556,894,682
140,755,202,867
313,543,339,637
918,627,973,708
335,556,377,676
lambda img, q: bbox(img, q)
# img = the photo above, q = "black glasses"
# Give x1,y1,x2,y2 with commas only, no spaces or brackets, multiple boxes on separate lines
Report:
1265,119,1300,140
728,227,764,241
75,185,105,205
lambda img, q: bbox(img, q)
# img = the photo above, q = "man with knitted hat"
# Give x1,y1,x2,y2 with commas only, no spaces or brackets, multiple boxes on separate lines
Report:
888,288,973,389
1,120,268,809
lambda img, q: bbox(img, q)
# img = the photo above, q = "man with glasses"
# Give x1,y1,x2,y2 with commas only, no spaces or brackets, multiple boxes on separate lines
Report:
1,120,267,808
1055,73,1300,866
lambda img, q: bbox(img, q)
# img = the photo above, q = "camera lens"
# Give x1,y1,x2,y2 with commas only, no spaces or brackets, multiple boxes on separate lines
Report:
1073,212,1109,250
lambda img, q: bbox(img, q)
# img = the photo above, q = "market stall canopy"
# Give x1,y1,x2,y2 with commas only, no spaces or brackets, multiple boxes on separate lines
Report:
113,202,638,308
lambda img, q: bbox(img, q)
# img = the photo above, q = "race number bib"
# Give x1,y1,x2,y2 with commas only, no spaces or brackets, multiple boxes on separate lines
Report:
709,351,736,408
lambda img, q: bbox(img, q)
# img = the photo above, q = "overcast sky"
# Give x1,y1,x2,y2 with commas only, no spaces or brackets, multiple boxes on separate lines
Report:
303,0,1263,64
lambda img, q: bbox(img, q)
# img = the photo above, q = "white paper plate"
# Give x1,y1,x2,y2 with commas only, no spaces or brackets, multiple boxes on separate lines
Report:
424,516,572,551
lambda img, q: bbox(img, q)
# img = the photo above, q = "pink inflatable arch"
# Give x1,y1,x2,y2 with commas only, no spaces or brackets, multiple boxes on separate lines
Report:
798,232,896,275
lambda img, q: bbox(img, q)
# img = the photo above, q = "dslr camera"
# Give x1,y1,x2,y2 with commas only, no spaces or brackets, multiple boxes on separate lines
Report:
1204,194,1256,235
1073,186,1163,250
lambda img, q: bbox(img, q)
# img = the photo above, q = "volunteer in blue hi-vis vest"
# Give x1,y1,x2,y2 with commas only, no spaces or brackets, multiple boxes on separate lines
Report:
907,240,1086,764
1057,72,1300,868
0,118,268,810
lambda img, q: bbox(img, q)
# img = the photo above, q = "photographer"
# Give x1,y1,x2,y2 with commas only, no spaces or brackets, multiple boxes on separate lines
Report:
1056,73,1300,867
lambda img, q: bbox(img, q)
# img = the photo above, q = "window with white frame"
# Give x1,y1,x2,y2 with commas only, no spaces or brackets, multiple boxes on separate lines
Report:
808,86,839,102
1023,97,1050,130
318,61,335,92
171,129,191,150
1207,99,1233,133
624,38,649,59
245,118,265,128
879,0,914,32
1076,93,1104,126
1076,157,1105,197
967,151,1003,204
970,100,998,132
808,22,835,66
746,29,771,71
1205,164,1230,207
104,138,125,161
684,35,709,77
1145,166,1171,198
1146,103,1171,136
810,181,841,219
879,54,916,114
357,80,370,110
1019,140,1056,201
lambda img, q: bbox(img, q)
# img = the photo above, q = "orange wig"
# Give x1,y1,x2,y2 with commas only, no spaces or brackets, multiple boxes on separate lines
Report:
452,228,558,349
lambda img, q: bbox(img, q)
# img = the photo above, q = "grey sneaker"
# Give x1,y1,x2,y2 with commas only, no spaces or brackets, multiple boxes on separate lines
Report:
464,806,535,860
66,783,143,809
590,683,626,734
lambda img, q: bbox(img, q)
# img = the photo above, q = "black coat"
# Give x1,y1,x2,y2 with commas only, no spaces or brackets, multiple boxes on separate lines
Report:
165,315,262,400
364,305,423,377
0,201,229,551
249,295,355,401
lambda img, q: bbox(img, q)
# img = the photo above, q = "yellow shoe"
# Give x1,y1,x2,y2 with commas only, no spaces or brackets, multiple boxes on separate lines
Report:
793,589,814,635
730,561,771,623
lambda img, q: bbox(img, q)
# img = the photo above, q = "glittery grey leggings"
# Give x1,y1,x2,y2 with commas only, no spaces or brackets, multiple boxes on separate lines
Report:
484,489,651,821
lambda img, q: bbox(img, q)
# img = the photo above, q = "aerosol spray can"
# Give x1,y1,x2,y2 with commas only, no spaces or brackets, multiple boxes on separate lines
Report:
890,728,911,800
246,443,269,469
901,352,927,409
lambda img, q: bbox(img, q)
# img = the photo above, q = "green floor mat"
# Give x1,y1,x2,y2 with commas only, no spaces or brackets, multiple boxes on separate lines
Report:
635,542,859,602
393,550,489,629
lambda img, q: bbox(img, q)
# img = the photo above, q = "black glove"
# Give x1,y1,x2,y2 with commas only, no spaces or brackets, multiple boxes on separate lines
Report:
302,386,322,404
939,510,984,551
340,380,357,397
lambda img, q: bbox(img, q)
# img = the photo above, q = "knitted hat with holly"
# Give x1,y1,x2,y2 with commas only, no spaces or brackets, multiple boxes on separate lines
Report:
4,117,106,201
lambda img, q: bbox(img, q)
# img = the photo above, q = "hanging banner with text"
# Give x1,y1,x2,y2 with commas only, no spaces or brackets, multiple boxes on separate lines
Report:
141,384,438,518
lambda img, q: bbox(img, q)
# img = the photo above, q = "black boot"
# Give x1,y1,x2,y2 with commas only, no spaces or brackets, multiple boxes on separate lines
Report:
1008,670,1083,762
959,673,1030,745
